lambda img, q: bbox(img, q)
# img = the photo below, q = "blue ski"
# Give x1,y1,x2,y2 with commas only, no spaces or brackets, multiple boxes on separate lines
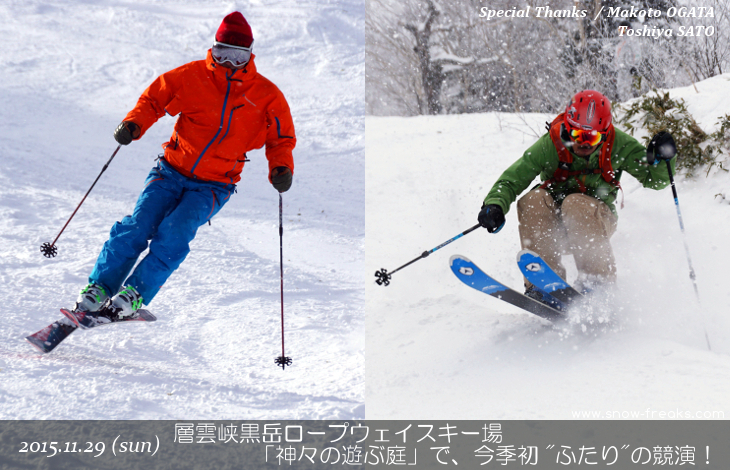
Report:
517,249,583,305
450,255,565,322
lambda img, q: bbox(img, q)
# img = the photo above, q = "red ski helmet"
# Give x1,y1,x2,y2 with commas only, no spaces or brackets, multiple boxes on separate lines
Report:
564,90,612,146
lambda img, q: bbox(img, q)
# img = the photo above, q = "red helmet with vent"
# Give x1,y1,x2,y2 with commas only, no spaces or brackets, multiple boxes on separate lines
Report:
564,90,612,133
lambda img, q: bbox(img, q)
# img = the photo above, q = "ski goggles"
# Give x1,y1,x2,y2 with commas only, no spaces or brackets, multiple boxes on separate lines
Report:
212,41,253,67
568,128,605,147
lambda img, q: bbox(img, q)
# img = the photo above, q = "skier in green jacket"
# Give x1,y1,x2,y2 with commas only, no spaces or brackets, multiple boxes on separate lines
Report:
477,90,677,298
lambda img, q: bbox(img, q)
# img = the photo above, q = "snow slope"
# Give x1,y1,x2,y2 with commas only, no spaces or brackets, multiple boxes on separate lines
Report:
367,74,730,419
0,0,364,419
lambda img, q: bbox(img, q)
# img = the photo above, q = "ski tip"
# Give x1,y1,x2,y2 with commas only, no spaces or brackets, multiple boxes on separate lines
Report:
137,309,157,321
516,248,539,262
60,308,82,328
449,254,472,266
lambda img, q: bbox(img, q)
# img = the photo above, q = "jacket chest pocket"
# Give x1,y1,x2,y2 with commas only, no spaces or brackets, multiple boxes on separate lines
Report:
218,105,246,145
218,103,265,146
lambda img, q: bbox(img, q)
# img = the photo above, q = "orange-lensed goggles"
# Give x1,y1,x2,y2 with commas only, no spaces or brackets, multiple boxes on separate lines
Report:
569,128,604,146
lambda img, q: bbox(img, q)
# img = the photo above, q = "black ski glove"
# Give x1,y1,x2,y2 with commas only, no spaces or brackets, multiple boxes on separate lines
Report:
114,121,140,146
270,166,293,193
478,204,505,233
646,131,676,165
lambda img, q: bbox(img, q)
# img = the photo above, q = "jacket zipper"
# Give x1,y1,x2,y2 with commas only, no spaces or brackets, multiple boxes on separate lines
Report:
218,105,245,145
190,71,235,176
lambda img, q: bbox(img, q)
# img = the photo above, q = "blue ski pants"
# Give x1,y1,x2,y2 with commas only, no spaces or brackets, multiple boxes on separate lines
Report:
89,159,235,304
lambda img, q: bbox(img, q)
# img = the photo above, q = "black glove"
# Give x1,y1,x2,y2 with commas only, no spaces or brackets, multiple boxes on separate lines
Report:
270,166,293,193
478,204,505,233
114,121,140,146
646,131,676,165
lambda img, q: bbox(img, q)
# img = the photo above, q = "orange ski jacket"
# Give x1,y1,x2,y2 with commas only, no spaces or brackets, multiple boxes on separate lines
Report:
124,50,295,185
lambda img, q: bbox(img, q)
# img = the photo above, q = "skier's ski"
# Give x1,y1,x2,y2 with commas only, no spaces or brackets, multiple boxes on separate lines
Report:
450,255,566,322
516,249,583,305
61,308,156,329
25,317,78,354
26,308,157,354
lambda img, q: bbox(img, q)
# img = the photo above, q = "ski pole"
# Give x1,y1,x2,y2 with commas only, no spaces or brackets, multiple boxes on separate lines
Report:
275,193,292,369
40,145,122,258
666,160,700,299
375,223,482,286
665,159,711,350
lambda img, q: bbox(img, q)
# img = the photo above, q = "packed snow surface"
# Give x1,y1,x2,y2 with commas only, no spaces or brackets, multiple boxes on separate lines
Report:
0,0,363,419
367,74,730,419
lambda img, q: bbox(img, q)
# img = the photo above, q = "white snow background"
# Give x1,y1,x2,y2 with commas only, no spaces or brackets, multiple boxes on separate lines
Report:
367,74,730,419
0,0,364,419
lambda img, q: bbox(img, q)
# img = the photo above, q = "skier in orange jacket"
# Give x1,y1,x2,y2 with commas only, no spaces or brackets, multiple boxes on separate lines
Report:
75,11,296,318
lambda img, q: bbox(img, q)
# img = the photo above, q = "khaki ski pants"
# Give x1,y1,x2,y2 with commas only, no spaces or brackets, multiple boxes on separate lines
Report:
517,189,618,286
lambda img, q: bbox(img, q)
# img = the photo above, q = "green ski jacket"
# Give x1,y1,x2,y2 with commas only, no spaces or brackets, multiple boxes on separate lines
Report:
483,128,676,217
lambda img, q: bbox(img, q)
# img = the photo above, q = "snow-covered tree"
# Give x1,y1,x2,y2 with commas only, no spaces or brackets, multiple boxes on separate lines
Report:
367,0,730,116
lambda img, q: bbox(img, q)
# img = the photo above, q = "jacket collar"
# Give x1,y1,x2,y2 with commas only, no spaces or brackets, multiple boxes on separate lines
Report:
205,49,258,80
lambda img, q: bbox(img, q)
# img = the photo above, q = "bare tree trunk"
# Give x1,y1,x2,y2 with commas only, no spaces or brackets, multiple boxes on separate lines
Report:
405,0,442,114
